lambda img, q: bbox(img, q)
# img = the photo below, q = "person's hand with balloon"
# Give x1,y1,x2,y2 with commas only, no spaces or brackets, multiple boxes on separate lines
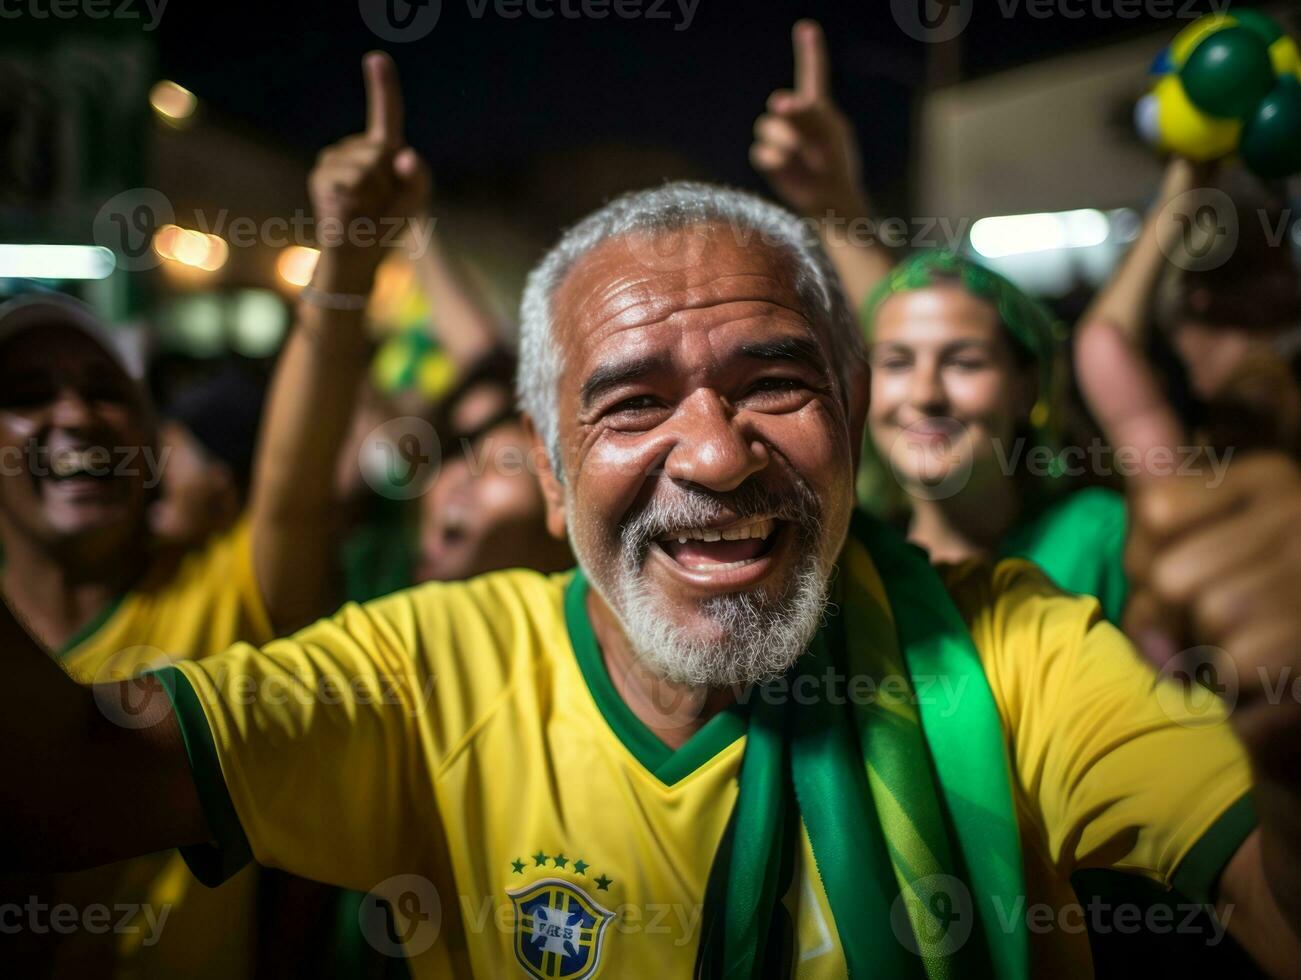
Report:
1135,8,1300,178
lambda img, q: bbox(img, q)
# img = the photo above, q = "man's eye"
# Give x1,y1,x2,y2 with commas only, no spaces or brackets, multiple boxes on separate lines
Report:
948,358,990,371
606,395,662,417
750,377,800,393
742,377,812,411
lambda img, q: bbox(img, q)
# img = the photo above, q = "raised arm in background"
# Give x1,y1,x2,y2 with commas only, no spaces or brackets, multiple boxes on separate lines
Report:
404,215,505,372
249,51,429,631
750,19,894,313
1078,156,1207,345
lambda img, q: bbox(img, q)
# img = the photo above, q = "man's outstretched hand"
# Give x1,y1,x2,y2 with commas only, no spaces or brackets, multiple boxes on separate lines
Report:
1076,318,1301,768
308,51,431,293
750,20,865,221
1077,317,1301,962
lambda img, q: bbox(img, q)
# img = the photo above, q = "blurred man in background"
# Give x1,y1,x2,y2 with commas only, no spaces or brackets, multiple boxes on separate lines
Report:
0,295,273,979
415,348,571,583
150,362,268,550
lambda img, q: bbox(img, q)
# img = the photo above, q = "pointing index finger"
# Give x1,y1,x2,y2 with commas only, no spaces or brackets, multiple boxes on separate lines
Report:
364,50,404,148
793,19,830,103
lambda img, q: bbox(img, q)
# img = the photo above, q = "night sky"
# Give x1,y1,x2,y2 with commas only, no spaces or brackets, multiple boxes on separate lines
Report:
147,0,1243,216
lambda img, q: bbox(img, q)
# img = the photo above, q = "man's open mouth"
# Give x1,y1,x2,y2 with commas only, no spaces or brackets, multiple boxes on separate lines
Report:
34,448,117,497
653,516,781,571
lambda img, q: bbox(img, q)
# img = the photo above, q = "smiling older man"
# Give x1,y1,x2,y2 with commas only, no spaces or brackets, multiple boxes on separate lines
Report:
6,178,1301,980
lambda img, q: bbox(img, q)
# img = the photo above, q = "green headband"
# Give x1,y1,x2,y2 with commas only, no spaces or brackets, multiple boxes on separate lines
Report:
865,249,1062,364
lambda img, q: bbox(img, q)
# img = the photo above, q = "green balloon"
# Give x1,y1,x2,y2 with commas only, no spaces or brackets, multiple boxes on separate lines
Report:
1181,25,1277,119
1241,77,1301,179
1225,8,1284,46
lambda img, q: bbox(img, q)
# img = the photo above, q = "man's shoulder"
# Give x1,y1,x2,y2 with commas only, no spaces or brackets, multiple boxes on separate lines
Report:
239,567,581,767
394,565,574,628
940,556,1111,665
356,565,578,690
939,555,1067,616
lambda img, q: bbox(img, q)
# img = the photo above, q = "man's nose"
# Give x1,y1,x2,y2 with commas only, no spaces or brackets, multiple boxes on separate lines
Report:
48,386,97,430
662,390,769,492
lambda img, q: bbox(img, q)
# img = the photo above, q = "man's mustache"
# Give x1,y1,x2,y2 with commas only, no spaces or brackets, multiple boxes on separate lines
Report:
620,477,823,565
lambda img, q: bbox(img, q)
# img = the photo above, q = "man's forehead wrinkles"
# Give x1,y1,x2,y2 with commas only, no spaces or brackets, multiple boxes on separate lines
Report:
580,272,808,336
580,298,816,359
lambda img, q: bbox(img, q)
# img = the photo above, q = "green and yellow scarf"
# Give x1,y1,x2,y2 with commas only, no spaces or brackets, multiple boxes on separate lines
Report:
695,512,1029,979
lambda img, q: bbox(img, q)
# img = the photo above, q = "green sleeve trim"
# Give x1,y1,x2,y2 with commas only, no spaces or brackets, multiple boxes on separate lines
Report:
154,665,254,886
1171,792,1257,906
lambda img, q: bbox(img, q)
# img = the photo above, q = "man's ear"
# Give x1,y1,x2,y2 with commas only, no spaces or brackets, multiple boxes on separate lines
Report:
523,414,568,540
847,357,870,470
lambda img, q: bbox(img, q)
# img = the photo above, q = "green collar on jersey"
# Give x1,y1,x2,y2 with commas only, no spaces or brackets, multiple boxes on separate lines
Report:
565,511,1028,980
565,570,748,786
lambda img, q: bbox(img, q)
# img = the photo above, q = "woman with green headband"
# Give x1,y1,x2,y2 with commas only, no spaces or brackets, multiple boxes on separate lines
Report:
748,23,1127,622
861,250,1129,622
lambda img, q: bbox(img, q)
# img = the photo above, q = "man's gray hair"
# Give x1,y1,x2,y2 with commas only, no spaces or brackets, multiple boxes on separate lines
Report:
517,181,864,475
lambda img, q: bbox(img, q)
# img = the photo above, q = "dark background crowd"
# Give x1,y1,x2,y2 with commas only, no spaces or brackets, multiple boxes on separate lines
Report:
2,0,1299,977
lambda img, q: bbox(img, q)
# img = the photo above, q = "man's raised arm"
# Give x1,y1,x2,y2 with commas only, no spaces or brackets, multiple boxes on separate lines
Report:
249,51,430,632
0,599,206,871
751,20,894,312
1078,156,1208,345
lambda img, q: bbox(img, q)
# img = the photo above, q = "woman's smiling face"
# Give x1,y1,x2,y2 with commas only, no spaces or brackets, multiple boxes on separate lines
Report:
867,285,1034,499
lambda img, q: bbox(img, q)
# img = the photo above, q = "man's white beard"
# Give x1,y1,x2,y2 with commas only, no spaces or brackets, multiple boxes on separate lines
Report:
615,554,830,687
574,479,833,689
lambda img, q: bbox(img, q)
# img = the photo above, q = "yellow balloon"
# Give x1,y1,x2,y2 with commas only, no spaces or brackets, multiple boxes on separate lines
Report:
417,351,456,401
1155,75,1241,161
1170,14,1237,67
1270,36,1300,78
372,336,410,392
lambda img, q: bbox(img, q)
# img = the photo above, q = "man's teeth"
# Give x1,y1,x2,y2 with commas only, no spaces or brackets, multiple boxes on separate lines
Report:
671,518,775,544
51,450,96,478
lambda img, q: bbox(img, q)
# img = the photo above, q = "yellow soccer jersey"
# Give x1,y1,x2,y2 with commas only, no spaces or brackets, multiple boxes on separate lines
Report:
162,555,1254,979
31,519,271,980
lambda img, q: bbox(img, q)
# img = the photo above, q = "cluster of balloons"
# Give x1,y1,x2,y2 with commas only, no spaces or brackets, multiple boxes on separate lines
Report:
1135,9,1301,178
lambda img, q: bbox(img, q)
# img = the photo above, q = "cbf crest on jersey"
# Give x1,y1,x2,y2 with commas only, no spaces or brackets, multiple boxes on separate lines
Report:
507,877,615,980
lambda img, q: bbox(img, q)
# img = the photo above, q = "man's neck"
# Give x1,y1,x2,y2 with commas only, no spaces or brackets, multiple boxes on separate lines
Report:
0,527,146,653
585,589,736,751
908,474,1022,565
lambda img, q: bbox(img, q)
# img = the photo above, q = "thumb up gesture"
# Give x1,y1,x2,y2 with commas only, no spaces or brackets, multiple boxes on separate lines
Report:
1075,318,1301,777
